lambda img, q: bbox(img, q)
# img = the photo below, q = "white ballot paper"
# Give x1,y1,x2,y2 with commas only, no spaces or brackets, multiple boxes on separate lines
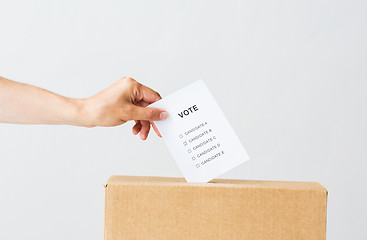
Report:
150,80,249,182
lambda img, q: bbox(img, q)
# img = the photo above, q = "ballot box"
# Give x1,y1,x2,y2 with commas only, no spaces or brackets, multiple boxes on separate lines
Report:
104,175,327,240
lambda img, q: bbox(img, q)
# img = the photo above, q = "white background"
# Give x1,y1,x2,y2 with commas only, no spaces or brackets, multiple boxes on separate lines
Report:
0,1,366,239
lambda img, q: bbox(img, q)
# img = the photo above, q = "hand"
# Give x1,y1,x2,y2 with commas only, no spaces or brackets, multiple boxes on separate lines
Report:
81,77,167,140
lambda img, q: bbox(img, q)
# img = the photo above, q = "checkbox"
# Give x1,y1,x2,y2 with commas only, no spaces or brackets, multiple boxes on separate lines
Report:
196,164,200,168
188,149,192,153
179,134,183,138
183,141,187,146
192,156,196,161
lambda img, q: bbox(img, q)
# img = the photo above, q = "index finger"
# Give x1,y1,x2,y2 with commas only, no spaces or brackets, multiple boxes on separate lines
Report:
137,83,162,104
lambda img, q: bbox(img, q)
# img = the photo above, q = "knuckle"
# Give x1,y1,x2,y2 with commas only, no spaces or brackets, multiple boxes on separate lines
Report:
125,77,136,83
144,108,155,119
119,77,136,86
144,108,153,117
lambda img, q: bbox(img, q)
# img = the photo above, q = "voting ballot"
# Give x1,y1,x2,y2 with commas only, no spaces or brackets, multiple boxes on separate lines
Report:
150,80,249,182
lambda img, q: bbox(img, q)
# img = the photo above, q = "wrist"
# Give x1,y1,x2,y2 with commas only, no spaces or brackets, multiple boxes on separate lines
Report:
68,98,97,128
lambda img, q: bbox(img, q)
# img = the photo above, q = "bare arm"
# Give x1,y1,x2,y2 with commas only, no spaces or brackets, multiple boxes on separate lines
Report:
0,76,85,126
0,76,167,140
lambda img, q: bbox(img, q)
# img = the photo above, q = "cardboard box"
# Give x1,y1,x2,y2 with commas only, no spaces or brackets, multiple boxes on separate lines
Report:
104,175,327,240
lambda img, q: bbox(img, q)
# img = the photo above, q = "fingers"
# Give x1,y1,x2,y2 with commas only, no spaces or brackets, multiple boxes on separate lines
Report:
118,77,166,139
139,120,151,140
132,120,142,135
150,121,162,138
118,77,161,104
132,120,158,139
136,83,162,104
132,118,162,139
133,100,162,138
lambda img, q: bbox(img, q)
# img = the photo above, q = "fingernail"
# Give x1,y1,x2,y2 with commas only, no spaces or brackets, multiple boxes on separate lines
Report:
159,112,168,120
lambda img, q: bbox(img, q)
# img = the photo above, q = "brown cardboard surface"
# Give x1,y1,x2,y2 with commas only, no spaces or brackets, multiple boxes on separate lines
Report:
104,175,327,240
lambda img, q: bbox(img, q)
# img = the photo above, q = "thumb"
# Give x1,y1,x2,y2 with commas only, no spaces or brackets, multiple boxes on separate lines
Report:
129,105,168,121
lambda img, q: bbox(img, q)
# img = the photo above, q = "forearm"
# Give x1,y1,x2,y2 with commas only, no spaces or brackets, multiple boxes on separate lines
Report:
0,76,85,126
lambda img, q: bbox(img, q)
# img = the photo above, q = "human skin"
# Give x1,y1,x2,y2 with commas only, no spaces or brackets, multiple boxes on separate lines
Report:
0,76,167,140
